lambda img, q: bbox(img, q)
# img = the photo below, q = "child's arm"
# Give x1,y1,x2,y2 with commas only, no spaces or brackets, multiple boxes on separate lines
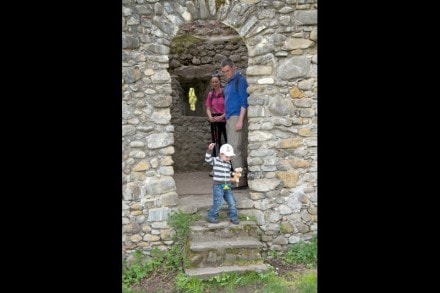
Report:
205,143,216,164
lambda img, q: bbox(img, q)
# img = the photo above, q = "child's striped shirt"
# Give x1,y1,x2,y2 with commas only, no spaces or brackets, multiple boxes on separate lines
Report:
205,150,232,185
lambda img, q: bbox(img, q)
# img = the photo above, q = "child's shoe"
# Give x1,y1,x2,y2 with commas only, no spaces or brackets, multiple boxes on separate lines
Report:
207,217,219,224
230,219,239,225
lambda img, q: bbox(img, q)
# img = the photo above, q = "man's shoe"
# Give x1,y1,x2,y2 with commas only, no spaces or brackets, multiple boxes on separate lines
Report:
209,171,213,177
207,218,219,224
230,219,239,225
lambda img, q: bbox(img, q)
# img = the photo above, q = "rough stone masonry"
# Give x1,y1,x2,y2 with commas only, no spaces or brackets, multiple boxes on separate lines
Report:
122,0,317,262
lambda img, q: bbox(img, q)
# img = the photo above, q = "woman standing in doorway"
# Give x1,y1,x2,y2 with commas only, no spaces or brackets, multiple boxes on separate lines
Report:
205,74,227,176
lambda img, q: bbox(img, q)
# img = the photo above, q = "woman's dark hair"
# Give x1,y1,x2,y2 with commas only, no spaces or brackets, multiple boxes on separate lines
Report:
210,72,222,95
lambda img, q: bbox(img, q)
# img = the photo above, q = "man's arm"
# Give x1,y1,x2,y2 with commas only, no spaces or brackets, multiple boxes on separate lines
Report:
235,106,246,131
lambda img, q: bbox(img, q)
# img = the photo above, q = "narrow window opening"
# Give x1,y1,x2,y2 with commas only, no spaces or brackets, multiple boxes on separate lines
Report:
188,87,197,111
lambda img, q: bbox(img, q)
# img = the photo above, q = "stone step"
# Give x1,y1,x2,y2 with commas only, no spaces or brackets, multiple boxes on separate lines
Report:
178,189,252,214
183,208,267,279
189,220,261,241
187,238,264,268
190,238,263,251
184,264,271,280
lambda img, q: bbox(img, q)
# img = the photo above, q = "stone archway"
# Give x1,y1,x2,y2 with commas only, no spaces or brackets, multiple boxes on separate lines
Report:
122,1,318,260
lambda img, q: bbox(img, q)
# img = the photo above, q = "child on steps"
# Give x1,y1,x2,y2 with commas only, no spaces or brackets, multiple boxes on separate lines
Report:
204,143,239,225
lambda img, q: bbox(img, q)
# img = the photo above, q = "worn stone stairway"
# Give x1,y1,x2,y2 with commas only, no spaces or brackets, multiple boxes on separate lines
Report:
183,218,271,280
176,173,271,279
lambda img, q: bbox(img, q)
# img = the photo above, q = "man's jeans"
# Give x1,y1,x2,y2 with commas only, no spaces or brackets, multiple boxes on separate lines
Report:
207,184,238,221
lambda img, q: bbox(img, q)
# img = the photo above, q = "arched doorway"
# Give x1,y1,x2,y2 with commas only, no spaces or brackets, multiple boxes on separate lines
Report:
169,21,249,181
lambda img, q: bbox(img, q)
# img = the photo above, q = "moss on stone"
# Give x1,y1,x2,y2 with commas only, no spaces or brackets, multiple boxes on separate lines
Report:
170,35,205,54
215,0,227,10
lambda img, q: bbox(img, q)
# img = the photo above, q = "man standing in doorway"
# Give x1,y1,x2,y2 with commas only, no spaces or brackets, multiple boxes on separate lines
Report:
221,57,248,188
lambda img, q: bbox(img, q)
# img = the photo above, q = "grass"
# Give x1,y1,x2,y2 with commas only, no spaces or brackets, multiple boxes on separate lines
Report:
295,272,318,293
283,235,317,268
122,210,317,292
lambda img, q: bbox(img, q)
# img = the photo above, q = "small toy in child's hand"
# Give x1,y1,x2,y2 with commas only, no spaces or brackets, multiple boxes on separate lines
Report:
230,167,243,187
221,183,231,190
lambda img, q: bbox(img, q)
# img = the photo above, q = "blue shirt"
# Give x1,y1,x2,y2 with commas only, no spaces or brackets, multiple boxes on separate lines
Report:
224,72,248,120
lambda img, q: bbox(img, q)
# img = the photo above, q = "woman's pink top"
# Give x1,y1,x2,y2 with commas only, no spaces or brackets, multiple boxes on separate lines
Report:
205,89,226,122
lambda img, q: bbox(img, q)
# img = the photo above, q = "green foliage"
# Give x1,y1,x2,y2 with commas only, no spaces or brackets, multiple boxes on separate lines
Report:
262,282,293,293
168,210,201,241
165,211,201,269
246,271,288,289
283,235,317,268
175,270,293,293
267,250,282,259
175,272,206,293
203,270,290,292
122,211,201,289
122,250,152,288
209,272,239,288
122,286,144,293
296,272,317,293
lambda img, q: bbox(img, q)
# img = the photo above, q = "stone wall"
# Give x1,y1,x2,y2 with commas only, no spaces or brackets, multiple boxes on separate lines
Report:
122,0,318,260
